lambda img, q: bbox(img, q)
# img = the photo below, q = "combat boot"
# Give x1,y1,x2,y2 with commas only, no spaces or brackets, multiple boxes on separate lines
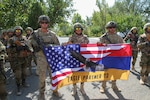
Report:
139,76,145,85
80,83,86,95
16,84,22,96
100,81,106,93
144,76,150,84
131,66,135,71
22,79,30,87
38,93,45,100
52,91,62,97
111,81,121,92
71,84,77,96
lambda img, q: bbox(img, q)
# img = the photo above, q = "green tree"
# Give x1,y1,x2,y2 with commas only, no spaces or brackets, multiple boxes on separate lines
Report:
28,2,44,29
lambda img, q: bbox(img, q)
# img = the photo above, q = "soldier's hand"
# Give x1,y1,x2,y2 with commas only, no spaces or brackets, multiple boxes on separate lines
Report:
14,40,22,46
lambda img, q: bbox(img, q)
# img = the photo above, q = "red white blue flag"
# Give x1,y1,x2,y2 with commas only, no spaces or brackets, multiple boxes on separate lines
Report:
43,43,131,90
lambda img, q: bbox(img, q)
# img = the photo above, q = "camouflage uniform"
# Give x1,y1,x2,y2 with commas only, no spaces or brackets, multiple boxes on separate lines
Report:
8,26,29,96
0,29,8,46
67,23,89,95
29,15,60,100
0,41,7,100
99,21,124,93
124,27,139,70
137,23,150,85
25,27,34,75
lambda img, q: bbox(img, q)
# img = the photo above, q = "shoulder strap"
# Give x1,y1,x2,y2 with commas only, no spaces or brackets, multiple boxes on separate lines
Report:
103,33,112,43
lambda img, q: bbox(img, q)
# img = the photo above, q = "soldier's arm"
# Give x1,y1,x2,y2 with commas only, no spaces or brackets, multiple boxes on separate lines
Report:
52,34,60,45
137,36,148,49
83,35,89,44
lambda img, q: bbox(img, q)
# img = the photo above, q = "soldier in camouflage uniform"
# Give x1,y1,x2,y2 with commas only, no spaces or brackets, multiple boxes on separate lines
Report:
98,21,124,93
0,29,8,46
0,41,7,100
28,15,61,100
8,26,30,96
65,23,89,95
25,27,34,75
137,23,150,85
124,27,139,70
7,28,14,39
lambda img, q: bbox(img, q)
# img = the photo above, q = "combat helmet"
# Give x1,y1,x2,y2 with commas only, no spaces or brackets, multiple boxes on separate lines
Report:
131,27,137,31
143,23,150,31
105,21,117,28
38,15,50,23
73,23,83,31
14,26,23,33
7,28,14,33
25,27,33,33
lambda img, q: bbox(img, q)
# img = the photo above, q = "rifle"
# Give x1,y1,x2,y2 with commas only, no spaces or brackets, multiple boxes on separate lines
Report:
31,32,44,52
69,50,104,71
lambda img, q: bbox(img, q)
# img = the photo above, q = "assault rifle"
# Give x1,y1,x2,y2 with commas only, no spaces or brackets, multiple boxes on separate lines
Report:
31,32,44,52
70,50,104,71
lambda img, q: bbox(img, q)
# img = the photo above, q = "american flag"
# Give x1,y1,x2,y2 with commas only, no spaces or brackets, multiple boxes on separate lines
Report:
43,43,131,90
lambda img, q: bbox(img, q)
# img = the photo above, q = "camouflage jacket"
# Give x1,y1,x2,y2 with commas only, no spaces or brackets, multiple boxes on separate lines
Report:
137,33,150,56
99,32,124,44
124,32,139,51
7,35,30,58
68,33,89,44
29,28,60,53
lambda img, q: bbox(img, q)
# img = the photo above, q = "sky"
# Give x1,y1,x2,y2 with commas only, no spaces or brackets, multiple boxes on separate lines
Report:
72,0,115,20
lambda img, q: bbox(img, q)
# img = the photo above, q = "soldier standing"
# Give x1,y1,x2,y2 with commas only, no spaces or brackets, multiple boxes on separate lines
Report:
64,23,89,95
25,27,34,75
8,26,29,96
137,23,150,85
124,27,139,70
0,29,8,46
0,41,7,100
98,21,124,93
29,15,61,99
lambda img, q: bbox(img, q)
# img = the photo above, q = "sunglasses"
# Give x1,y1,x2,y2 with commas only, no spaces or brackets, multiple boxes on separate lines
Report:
40,22,48,24
75,27,82,31
15,29,21,33
107,27,116,29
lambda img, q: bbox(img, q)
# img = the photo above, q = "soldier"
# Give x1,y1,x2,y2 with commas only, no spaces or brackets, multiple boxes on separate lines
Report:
0,41,8,100
25,27,34,75
6,28,15,73
124,27,139,70
137,23,150,85
64,23,89,95
8,26,30,96
0,29,8,46
98,21,124,93
28,15,61,99
7,28,14,39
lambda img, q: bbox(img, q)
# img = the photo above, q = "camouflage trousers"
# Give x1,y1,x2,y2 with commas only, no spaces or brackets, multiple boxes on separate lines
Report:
132,50,138,66
0,81,7,100
26,55,33,74
140,54,150,77
35,51,52,94
13,57,28,85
